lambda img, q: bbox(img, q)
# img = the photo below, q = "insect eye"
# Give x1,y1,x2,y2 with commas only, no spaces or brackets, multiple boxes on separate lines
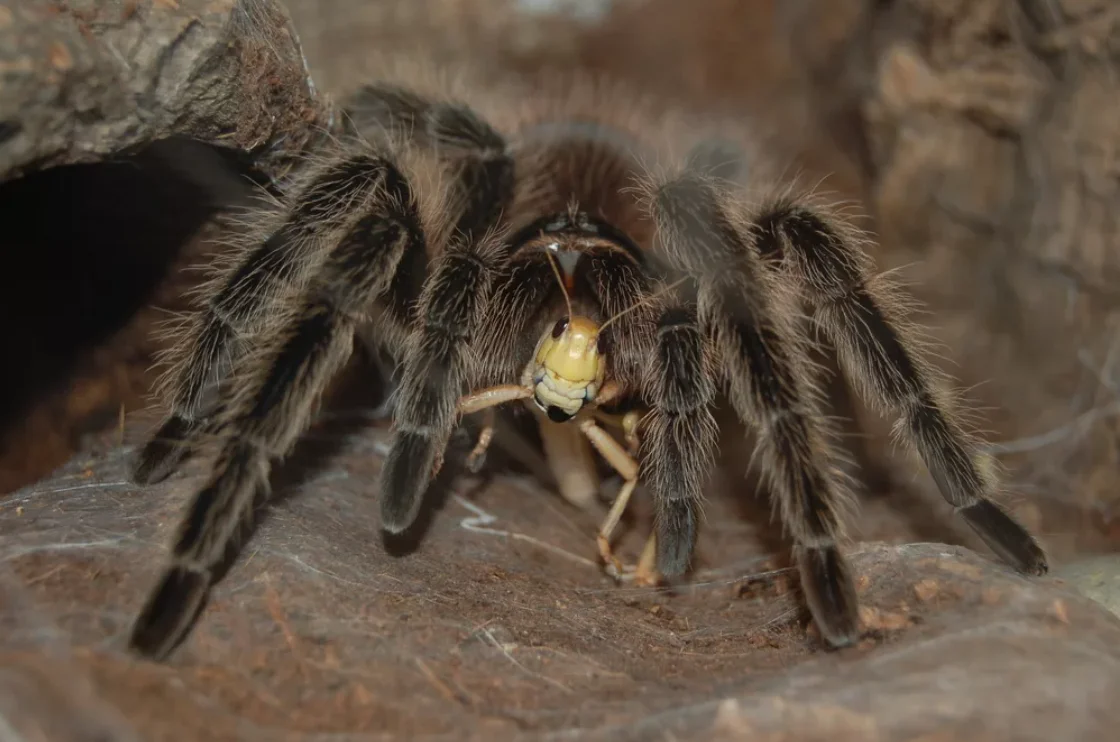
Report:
551,317,569,338
595,331,612,356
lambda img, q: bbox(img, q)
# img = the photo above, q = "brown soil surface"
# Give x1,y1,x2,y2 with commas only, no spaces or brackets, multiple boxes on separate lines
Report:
4,406,1119,740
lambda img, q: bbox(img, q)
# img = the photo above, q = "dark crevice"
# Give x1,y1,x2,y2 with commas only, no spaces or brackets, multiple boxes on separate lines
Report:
0,136,267,439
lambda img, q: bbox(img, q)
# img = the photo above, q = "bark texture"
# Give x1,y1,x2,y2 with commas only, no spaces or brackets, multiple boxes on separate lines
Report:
0,0,328,183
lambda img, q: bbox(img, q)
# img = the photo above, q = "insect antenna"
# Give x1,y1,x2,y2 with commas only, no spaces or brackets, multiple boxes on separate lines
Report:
544,249,574,321
597,276,688,335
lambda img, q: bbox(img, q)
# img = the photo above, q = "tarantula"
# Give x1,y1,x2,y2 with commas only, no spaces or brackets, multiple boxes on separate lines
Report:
126,65,1048,660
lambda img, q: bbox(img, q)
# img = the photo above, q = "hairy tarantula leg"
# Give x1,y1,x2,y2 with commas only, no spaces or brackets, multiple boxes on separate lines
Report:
639,306,719,579
377,94,513,532
345,82,513,234
650,175,862,648
753,201,1048,576
378,232,507,533
584,417,659,586
133,155,390,485
129,160,424,661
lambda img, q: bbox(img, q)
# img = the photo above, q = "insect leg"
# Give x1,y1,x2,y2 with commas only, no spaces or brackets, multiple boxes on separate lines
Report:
579,417,659,586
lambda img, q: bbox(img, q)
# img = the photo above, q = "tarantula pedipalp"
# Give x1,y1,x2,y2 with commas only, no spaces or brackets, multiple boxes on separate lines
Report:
126,66,1048,661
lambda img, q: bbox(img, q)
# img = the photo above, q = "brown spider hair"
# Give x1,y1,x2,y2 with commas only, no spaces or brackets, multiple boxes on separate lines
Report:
127,62,1047,660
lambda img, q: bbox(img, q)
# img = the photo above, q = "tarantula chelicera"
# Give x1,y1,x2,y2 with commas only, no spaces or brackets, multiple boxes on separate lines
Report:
127,65,1048,660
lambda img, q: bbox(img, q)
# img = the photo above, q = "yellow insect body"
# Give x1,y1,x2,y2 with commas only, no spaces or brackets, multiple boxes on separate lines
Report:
529,316,607,421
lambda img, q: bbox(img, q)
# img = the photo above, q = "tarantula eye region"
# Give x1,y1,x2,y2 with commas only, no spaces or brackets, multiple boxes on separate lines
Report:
507,211,647,268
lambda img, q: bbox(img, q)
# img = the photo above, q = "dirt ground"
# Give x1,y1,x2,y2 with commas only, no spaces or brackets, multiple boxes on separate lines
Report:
3,0,1120,739
4,396,1120,740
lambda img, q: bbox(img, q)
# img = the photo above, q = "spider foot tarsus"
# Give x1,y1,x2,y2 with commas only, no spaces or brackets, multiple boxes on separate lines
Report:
129,565,211,660
133,414,200,484
751,197,1049,576
959,500,1048,576
130,435,272,659
796,544,860,647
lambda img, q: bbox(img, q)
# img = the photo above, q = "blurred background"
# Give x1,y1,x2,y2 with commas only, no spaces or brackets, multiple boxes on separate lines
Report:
1,0,1117,562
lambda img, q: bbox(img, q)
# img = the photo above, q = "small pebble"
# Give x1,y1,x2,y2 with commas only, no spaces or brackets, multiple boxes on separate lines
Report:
913,579,940,602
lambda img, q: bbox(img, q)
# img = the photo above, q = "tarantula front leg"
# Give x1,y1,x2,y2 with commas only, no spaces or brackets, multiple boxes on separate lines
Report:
646,173,863,647
129,158,433,660
133,155,396,485
377,235,510,531
751,198,1048,575
634,303,719,582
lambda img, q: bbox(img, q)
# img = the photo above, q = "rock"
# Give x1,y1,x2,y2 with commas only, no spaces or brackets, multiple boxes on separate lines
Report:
0,0,335,495
0,0,329,184
790,0,1120,544
1057,553,1120,619
2,421,1119,740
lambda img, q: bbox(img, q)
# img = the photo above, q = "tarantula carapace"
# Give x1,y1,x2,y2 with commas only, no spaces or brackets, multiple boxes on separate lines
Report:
127,66,1048,660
